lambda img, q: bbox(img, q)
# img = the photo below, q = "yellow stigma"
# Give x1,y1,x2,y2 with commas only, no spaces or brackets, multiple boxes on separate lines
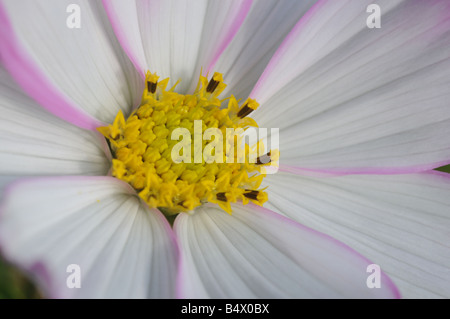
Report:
97,71,273,214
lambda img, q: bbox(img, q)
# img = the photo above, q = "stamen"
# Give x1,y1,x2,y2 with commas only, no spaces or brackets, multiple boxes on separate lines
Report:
243,190,260,201
216,192,227,202
147,72,160,94
147,81,157,94
206,72,223,93
256,151,271,165
237,98,259,118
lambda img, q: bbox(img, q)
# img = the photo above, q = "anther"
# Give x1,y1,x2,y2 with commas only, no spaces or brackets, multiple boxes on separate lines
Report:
256,151,271,165
216,192,228,202
146,72,160,94
206,72,223,93
147,81,157,94
237,98,259,118
243,190,260,201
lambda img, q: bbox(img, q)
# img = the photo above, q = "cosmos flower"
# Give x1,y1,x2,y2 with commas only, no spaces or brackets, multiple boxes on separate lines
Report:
0,0,449,299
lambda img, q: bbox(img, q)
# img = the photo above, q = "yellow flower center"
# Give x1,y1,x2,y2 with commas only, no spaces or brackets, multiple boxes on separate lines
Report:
98,71,276,214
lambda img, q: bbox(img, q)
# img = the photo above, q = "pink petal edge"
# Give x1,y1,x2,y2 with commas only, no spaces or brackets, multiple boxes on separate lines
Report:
248,0,327,100
0,175,180,298
279,159,450,177
101,0,147,80
423,169,450,179
173,202,401,299
0,1,103,131
103,0,253,80
205,0,253,74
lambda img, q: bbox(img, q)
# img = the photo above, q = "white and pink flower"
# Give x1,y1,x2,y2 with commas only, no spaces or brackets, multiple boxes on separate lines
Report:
0,0,449,298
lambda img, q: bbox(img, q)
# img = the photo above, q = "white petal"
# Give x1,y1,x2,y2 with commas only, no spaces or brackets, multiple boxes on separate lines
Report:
264,171,450,298
214,0,316,101
103,0,251,93
0,176,178,298
1,0,142,125
174,203,399,298
0,67,109,176
250,0,450,173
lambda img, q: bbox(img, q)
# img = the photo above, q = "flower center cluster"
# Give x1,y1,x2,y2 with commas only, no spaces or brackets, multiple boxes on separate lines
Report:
98,71,273,214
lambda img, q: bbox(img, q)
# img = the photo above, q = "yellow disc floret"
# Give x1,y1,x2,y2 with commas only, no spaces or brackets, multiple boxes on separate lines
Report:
98,71,273,214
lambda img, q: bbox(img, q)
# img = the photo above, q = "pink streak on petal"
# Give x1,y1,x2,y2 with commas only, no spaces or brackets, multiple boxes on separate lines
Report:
173,212,202,299
0,1,103,131
280,159,450,177
175,249,186,299
205,0,253,74
173,202,401,299
249,0,327,99
422,169,450,179
29,261,59,298
101,0,146,80
0,175,180,298
0,179,60,297
152,207,181,271
243,203,401,299
172,211,190,299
